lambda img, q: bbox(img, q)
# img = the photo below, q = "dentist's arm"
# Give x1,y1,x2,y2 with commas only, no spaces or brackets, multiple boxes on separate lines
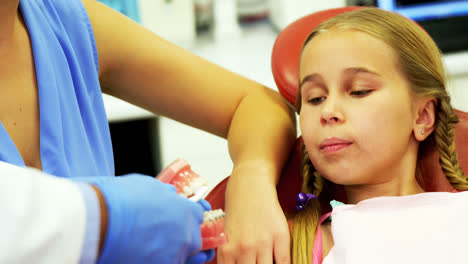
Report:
81,1,297,263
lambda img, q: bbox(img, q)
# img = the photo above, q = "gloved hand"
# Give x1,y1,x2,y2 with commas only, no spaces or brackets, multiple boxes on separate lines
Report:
187,199,216,264
82,174,212,264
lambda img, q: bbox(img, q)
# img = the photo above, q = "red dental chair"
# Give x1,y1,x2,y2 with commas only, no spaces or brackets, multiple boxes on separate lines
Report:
205,6,468,262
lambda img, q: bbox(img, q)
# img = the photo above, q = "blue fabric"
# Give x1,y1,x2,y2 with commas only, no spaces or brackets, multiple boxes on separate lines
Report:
330,200,345,209
98,0,141,23
326,200,345,221
0,0,115,177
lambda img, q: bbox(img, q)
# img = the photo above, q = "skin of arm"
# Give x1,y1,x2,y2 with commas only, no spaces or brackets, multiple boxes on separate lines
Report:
81,0,297,262
90,185,108,256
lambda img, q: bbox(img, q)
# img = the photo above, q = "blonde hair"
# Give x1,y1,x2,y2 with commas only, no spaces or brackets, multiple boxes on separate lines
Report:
291,7,468,264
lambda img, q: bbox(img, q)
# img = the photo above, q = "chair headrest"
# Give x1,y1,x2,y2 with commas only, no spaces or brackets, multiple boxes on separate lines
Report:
271,7,363,106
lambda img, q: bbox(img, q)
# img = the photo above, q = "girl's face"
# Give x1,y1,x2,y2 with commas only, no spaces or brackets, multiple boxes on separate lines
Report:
299,29,419,186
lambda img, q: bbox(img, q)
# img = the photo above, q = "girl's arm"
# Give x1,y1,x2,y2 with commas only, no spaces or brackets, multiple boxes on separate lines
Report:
81,1,296,262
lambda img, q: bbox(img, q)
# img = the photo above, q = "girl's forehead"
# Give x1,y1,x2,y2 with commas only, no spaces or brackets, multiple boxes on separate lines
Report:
299,29,399,78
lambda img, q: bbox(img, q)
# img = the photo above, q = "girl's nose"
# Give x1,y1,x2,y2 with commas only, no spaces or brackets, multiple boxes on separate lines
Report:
320,99,344,125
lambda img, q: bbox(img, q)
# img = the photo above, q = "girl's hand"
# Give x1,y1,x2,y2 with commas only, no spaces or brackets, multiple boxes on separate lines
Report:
218,170,291,264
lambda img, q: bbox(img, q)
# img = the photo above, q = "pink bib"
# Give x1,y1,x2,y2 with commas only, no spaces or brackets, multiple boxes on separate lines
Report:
323,191,468,264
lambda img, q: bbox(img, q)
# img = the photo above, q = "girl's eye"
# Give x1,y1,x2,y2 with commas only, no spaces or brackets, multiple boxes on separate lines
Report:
307,97,326,105
350,90,372,97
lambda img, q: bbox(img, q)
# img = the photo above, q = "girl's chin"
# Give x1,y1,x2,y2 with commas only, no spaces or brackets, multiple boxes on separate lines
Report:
321,173,362,186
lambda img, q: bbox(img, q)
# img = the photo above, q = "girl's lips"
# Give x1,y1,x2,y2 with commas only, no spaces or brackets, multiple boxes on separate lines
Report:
321,143,352,153
319,138,352,153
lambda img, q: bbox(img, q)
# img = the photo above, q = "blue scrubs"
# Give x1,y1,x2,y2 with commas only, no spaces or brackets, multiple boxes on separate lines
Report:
0,0,114,177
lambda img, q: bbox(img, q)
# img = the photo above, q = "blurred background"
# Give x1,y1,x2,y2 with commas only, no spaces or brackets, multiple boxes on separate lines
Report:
100,0,468,192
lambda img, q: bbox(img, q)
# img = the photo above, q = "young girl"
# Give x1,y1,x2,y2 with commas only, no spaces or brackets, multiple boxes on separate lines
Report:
290,7,468,264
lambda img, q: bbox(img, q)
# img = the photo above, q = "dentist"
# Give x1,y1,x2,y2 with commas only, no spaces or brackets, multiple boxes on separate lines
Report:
0,0,296,263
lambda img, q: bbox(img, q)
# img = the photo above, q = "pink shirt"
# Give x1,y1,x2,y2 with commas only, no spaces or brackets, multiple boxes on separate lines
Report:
312,212,332,264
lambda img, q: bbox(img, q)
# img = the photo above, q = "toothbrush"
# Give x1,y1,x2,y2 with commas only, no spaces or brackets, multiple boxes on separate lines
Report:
157,158,228,250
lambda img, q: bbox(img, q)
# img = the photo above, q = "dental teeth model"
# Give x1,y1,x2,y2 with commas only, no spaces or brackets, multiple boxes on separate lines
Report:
201,209,227,250
157,158,227,250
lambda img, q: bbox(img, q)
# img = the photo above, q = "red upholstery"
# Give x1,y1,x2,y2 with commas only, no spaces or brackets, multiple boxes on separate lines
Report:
271,6,363,106
205,7,468,262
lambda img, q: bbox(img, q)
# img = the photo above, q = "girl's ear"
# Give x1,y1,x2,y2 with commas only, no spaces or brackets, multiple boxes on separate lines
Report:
414,98,437,141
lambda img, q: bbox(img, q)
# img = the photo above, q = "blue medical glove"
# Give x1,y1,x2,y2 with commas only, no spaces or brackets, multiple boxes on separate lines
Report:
186,199,216,264
186,249,216,264
85,174,208,264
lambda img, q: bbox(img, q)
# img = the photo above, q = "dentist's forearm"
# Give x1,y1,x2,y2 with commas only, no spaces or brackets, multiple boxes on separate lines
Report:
227,86,296,185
